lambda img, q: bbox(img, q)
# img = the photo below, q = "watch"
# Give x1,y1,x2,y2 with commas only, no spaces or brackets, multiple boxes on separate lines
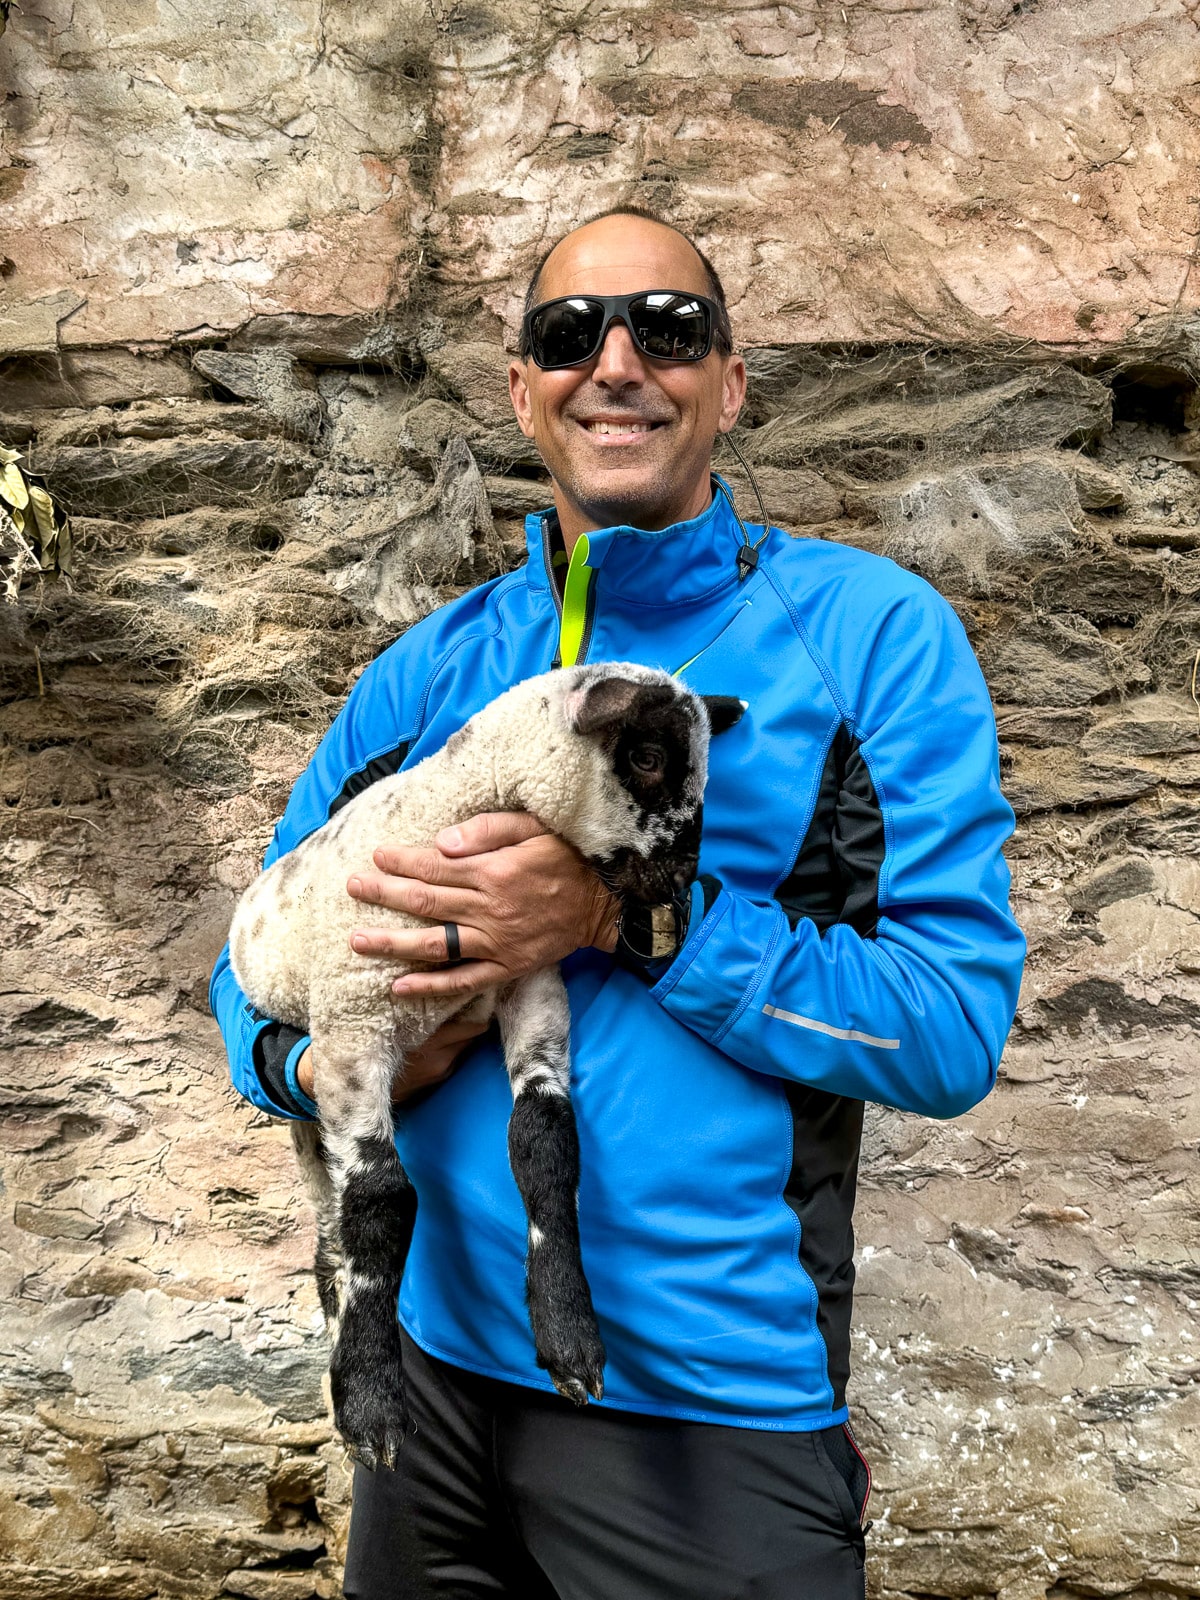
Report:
614,894,690,967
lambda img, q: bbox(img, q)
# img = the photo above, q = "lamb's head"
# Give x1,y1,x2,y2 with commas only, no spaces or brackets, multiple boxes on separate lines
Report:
558,663,743,905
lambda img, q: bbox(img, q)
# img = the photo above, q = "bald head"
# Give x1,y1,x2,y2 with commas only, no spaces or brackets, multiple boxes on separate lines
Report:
520,210,733,358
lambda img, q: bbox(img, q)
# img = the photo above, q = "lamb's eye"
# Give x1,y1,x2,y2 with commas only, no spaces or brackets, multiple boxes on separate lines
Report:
629,743,666,777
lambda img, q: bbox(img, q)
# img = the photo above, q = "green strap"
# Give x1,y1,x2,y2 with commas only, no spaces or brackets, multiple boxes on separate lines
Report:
559,533,592,667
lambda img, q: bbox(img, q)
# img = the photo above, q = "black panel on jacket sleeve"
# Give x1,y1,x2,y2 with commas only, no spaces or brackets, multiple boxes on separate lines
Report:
328,740,412,818
770,728,882,1417
253,1020,312,1118
774,725,884,938
782,1084,864,1414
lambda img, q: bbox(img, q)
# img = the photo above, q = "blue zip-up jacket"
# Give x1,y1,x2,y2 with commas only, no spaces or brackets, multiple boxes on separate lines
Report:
210,485,1025,1431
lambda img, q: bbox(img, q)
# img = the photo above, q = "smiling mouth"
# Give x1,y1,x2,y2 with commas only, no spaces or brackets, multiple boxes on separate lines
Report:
576,418,669,441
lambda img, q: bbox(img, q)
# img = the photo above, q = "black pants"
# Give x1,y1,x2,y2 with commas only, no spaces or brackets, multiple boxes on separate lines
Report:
343,1330,870,1600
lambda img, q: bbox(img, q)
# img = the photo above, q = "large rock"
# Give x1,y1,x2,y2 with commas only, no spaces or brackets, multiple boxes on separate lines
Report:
3,1,1195,350
319,383,475,469
422,341,512,424
229,315,416,369
31,436,318,517
977,610,1149,708
315,435,497,625
0,349,206,410
0,3,435,346
190,351,323,441
0,290,86,357
875,458,1086,591
743,367,1112,475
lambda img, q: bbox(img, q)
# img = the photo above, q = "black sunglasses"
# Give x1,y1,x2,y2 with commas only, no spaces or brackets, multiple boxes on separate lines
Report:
523,291,719,370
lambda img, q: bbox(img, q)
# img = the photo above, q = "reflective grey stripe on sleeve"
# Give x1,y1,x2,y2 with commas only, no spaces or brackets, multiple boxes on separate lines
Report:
762,1004,900,1050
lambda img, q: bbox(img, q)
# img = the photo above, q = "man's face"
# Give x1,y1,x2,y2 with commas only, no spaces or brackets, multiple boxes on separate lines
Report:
509,217,747,536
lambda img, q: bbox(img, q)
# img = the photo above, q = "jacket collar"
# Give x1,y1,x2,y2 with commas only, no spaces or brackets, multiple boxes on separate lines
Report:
523,476,751,610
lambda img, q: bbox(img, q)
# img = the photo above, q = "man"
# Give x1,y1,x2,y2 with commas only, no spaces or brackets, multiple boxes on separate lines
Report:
210,209,1026,1600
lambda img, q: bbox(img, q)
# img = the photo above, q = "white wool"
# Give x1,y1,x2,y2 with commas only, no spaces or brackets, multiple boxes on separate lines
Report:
228,664,686,1065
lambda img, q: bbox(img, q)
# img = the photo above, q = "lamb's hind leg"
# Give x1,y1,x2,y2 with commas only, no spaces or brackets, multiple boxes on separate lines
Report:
290,1120,341,1332
312,1032,414,1471
498,967,605,1405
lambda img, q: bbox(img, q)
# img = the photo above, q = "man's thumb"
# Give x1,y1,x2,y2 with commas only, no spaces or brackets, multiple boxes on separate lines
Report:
436,810,545,855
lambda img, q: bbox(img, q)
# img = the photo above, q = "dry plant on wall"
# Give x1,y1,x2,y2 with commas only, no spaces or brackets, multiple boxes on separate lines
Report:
0,443,74,603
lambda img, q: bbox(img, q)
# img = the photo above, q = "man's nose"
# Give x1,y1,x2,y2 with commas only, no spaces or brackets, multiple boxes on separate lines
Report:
591,319,647,388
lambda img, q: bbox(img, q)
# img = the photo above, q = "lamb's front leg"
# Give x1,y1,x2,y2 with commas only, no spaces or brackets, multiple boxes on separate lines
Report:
312,1031,414,1471
498,967,606,1405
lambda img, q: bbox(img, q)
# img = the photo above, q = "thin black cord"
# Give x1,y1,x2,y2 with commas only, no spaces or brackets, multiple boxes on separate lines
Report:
720,431,771,529
716,433,772,581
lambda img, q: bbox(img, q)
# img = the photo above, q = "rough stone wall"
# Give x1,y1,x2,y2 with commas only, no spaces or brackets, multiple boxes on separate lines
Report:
3,3,1200,1599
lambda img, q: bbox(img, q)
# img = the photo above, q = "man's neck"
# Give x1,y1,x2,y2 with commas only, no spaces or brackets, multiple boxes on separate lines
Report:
555,473,716,559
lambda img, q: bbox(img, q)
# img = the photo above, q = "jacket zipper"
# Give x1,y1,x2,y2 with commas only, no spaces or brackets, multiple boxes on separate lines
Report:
546,514,749,675
559,532,596,667
544,515,597,668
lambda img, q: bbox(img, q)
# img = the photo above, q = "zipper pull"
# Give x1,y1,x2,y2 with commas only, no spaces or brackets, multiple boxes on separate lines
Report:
736,543,760,580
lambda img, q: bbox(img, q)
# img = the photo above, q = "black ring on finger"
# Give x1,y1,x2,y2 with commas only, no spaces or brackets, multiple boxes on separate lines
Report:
443,922,463,966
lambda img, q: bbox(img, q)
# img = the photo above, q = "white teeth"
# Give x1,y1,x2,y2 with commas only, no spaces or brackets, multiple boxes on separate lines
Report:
584,420,656,435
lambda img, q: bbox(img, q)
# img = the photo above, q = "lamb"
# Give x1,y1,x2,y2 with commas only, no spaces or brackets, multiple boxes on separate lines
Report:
228,662,742,1470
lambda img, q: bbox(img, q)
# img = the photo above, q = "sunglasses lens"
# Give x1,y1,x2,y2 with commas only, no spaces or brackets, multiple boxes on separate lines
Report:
530,298,605,368
630,293,711,360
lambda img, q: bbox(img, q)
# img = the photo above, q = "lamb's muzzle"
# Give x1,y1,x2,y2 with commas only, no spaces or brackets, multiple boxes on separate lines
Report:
228,663,740,1469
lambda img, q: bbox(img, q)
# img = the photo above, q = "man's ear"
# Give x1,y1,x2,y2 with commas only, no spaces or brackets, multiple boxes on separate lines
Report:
701,695,746,736
509,359,536,439
717,352,748,435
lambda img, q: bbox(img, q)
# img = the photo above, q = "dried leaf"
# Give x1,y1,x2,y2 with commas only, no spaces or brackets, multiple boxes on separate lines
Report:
0,460,30,510
0,443,73,591
26,482,55,542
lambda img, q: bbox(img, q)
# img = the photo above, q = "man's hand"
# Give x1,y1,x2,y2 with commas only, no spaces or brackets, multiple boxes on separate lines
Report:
294,1016,491,1107
345,811,621,1000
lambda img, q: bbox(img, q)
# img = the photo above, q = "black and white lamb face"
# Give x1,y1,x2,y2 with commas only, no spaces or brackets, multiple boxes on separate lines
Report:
563,664,743,905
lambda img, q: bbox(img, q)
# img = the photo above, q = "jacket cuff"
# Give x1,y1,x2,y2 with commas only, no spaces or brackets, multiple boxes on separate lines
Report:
283,1035,319,1118
645,875,727,995
252,1019,316,1120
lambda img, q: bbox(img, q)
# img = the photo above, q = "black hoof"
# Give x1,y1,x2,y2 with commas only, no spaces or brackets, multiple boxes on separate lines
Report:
549,1373,592,1406
335,1384,410,1471
540,1321,606,1406
346,1439,378,1473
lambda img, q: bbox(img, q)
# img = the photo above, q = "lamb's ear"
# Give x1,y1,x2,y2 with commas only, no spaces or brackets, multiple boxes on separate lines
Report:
568,676,645,742
701,695,746,736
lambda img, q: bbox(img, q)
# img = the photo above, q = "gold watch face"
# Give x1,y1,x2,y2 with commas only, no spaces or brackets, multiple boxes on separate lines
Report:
648,903,678,958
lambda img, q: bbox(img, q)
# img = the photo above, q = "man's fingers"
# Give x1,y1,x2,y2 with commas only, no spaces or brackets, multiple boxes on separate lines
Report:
392,960,510,1000
436,811,547,856
364,845,479,888
350,919,490,962
347,873,480,923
